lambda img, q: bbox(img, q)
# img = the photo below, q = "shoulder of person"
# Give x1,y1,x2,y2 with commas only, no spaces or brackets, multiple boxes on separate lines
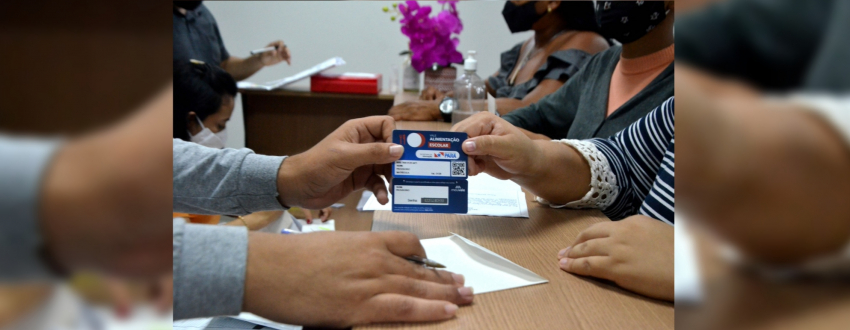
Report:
556,31,609,54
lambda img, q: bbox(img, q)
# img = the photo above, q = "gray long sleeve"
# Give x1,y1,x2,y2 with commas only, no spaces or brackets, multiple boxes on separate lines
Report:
0,136,61,280
172,139,287,319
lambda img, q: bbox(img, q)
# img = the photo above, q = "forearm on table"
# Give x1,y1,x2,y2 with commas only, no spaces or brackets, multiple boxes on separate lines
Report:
514,140,591,205
221,56,264,81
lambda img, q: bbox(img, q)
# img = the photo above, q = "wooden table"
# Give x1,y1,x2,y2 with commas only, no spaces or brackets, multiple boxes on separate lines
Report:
675,232,850,330
239,86,396,157
350,120,674,330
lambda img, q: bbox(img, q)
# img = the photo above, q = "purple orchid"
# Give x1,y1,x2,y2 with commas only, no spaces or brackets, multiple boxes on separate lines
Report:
396,1,463,72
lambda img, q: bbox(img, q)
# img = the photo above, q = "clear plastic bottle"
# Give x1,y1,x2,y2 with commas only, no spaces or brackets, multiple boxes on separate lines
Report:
452,51,487,125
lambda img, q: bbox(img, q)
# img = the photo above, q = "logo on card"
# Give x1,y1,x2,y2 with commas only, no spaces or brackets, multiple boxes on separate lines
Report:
402,133,425,148
415,150,460,159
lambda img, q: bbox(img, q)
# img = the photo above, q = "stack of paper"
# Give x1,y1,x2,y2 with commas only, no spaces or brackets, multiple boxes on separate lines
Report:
421,234,547,293
237,57,345,91
362,173,529,217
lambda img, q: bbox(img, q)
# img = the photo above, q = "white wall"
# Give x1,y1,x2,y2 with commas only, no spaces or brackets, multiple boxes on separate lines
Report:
204,1,531,149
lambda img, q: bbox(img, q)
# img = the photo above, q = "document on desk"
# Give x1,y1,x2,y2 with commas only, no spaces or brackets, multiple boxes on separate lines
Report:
295,219,335,232
237,57,345,91
361,173,529,217
421,234,547,294
173,313,301,330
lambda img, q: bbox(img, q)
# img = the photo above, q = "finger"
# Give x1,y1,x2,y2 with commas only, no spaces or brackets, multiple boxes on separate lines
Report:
343,142,404,169
347,115,396,144
385,255,462,286
379,275,473,305
565,238,611,259
379,231,426,258
156,278,174,313
462,135,513,159
571,222,614,246
366,174,390,204
451,112,497,137
559,256,614,279
320,208,331,222
105,279,132,319
366,294,458,323
303,209,313,223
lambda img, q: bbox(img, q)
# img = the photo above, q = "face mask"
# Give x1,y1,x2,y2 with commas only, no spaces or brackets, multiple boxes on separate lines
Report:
596,1,668,44
189,116,227,149
502,2,544,33
174,1,202,11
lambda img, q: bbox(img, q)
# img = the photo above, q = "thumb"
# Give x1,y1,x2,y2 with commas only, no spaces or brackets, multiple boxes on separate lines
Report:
462,135,512,159
340,142,405,169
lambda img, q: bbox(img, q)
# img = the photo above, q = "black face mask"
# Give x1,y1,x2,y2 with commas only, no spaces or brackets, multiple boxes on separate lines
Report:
174,1,203,11
502,2,544,33
596,1,668,44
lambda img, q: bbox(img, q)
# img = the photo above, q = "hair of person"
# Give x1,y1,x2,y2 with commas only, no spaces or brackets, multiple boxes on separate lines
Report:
172,59,237,141
554,1,600,33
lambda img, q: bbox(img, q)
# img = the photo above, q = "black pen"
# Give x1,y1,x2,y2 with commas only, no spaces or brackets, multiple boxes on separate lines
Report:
404,255,446,268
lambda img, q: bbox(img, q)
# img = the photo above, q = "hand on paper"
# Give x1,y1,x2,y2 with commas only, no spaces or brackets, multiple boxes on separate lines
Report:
277,116,402,209
258,40,291,66
243,231,473,327
558,216,674,301
388,101,442,121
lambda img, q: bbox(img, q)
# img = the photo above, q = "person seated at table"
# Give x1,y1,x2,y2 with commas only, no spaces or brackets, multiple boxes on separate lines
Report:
388,1,608,121
173,59,330,227
503,1,674,140
453,96,675,301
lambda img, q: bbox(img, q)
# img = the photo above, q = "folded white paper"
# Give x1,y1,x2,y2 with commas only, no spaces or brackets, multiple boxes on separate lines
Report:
237,57,345,91
362,173,529,218
421,234,547,294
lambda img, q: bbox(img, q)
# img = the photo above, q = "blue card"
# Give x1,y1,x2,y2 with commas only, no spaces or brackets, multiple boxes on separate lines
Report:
392,130,468,179
391,178,468,214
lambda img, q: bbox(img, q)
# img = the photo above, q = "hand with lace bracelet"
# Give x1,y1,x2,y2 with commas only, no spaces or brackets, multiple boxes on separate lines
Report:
452,97,675,301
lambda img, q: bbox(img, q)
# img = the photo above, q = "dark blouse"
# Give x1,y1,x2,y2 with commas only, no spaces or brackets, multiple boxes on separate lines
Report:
487,42,591,100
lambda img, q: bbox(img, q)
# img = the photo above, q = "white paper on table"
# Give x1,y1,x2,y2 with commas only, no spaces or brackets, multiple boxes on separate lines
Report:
674,215,703,304
295,219,335,232
421,233,547,294
230,312,302,330
361,173,529,217
237,57,345,91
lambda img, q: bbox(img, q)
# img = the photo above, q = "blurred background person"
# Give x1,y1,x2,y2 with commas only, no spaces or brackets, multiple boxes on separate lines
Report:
502,0,675,140
173,1,291,81
172,59,330,225
675,0,850,328
388,0,609,121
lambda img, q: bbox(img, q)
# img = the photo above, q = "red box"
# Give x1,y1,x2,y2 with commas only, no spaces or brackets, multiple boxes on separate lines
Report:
310,73,382,95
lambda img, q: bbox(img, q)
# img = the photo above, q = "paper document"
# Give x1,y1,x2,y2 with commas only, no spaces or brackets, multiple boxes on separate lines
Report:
237,57,345,90
362,173,529,217
295,219,335,232
421,234,547,294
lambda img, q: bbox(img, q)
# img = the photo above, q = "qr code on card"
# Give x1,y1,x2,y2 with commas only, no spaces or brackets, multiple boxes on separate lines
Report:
451,161,466,177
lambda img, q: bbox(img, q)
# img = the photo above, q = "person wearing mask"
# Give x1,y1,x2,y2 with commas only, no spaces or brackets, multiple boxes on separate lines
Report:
503,1,674,140
388,1,608,121
173,1,291,81
173,60,330,225
452,96,675,300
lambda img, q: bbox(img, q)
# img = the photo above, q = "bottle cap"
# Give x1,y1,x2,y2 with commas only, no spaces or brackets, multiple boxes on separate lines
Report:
464,50,477,71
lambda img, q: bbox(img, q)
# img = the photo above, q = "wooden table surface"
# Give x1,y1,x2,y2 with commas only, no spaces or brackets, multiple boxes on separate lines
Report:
349,120,674,330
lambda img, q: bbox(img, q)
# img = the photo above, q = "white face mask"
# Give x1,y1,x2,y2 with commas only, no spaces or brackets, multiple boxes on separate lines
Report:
189,116,227,149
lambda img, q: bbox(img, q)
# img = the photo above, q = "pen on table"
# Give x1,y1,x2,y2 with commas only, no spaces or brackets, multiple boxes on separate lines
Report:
404,255,446,268
250,45,279,55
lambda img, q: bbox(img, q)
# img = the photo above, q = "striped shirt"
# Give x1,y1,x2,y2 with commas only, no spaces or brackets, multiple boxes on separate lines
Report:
590,96,674,224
